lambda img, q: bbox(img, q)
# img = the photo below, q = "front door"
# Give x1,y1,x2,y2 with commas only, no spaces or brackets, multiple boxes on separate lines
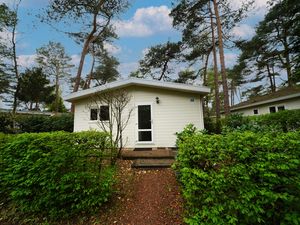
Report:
137,104,152,142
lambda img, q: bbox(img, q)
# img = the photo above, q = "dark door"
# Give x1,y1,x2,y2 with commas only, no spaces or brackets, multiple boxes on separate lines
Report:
137,105,152,142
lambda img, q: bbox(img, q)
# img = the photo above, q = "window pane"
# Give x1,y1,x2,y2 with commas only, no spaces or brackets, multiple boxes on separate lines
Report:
90,109,98,120
278,106,285,111
138,131,152,142
253,109,258,115
138,105,151,129
269,106,276,113
100,106,109,121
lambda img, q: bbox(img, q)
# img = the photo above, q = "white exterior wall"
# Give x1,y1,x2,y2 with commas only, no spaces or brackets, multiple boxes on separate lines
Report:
73,86,204,148
232,97,300,116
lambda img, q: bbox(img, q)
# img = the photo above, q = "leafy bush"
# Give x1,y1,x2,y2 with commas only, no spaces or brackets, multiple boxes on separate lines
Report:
205,109,300,133
16,113,74,133
0,112,14,133
0,131,115,220
0,112,74,133
175,126,300,225
204,116,218,134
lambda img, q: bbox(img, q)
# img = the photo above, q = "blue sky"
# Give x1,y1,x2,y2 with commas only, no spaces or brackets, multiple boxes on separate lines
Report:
0,0,269,96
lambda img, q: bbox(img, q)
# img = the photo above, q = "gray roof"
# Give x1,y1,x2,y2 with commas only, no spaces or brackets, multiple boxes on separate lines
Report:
64,78,210,102
231,86,300,111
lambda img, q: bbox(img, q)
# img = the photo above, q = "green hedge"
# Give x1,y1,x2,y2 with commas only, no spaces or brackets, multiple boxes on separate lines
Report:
0,131,115,220
0,112,74,133
175,125,300,225
16,113,74,133
204,109,300,133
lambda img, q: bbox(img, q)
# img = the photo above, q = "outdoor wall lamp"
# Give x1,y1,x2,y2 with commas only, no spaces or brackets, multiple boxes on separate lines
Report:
156,97,160,104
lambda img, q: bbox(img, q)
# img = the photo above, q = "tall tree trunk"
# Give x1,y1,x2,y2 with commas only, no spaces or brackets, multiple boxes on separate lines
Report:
212,0,230,116
271,65,276,91
202,52,210,86
158,59,169,81
266,64,275,92
71,0,105,112
202,52,211,117
55,67,59,113
70,17,96,113
84,47,96,89
12,4,20,115
230,84,235,106
209,1,221,133
283,34,292,86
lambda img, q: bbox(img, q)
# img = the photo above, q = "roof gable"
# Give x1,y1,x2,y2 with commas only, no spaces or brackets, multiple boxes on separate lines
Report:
64,78,210,102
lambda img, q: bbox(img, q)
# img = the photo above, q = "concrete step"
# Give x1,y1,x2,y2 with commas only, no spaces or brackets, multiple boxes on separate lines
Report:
122,150,177,159
131,158,175,168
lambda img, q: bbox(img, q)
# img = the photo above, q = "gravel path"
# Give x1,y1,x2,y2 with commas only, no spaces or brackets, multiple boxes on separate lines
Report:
97,160,184,225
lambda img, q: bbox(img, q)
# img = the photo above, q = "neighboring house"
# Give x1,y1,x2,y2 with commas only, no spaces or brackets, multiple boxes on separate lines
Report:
230,87,300,116
65,78,210,149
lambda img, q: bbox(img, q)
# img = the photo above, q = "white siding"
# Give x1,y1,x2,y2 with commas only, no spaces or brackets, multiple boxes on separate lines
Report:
73,86,204,148
232,97,300,116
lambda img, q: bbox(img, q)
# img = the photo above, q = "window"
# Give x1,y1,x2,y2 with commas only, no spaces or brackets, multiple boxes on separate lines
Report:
90,109,98,120
99,105,109,121
277,105,285,111
253,109,259,115
269,106,276,113
90,106,109,121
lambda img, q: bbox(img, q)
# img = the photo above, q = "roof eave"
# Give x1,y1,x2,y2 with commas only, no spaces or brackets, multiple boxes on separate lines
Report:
231,93,300,111
64,79,210,102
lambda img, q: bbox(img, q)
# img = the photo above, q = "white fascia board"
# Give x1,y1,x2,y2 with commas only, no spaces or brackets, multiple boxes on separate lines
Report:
64,78,210,102
231,93,300,111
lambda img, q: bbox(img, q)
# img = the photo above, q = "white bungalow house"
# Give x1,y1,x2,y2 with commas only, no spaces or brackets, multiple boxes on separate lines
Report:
230,86,300,116
65,78,210,149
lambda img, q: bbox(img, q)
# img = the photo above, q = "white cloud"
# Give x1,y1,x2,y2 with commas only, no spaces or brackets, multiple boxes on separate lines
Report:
0,0,11,4
0,30,12,46
70,54,80,66
118,62,139,77
142,48,150,57
104,42,121,55
0,0,48,8
230,0,269,16
224,53,238,68
231,24,255,39
17,54,37,68
114,6,174,37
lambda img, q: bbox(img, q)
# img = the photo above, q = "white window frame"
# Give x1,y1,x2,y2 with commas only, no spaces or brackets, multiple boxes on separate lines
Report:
136,103,154,144
269,106,276,113
89,105,110,122
253,109,259,115
277,105,285,111
99,105,110,121
90,108,98,121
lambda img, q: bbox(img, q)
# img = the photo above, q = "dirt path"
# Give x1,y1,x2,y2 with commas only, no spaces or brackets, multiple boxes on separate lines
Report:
97,160,184,225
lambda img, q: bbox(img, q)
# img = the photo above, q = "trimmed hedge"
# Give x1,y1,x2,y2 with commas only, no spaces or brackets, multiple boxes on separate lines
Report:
0,131,115,219
204,109,300,134
16,113,74,133
175,125,300,225
0,112,74,133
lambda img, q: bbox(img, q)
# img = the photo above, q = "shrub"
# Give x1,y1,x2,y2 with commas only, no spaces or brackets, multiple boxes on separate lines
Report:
204,116,218,134
0,112,74,133
16,113,74,133
251,109,300,132
205,109,300,134
175,127,300,225
0,131,115,219
0,112,14,133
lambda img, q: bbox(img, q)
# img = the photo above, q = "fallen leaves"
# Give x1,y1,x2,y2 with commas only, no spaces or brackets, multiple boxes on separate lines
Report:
97,160,184,225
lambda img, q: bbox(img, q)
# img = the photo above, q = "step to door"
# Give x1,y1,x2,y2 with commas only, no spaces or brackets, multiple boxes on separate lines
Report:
122,150,177,159
131,158,175,168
